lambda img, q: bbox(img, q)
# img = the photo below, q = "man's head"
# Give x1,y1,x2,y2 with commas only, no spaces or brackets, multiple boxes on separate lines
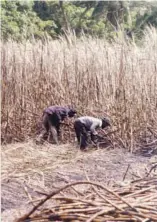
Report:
68,108,77,118
101,117,111,129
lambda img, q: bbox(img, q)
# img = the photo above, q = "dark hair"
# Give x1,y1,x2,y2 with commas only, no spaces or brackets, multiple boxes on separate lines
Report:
68,109,77,117
101,117,111,128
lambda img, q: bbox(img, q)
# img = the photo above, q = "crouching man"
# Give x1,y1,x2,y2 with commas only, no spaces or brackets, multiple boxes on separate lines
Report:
37,106,77,144
74,116,111,150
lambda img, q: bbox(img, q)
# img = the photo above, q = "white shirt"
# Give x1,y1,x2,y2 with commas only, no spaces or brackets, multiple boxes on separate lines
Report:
76,116,102,135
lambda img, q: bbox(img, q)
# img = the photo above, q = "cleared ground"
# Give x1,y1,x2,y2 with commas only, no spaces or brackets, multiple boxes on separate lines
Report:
1,141,157,221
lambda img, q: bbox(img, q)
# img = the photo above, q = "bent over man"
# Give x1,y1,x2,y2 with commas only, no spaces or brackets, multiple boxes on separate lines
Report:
38,106,77,144
74,116,110,150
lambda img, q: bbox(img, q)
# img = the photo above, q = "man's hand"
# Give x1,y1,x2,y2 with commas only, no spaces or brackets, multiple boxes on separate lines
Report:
91,133,98,143
61,117,70,126
65,117,70,124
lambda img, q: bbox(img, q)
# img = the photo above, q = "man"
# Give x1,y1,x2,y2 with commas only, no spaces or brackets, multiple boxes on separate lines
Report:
74,116,111,150
37,105,77,144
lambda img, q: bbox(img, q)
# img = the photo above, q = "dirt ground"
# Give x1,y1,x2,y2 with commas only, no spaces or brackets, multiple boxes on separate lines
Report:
1,141,157,222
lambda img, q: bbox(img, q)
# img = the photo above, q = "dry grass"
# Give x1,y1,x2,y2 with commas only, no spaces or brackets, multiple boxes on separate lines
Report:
1,141,83,183
1,27,157,150
15,177,157,222
2,141,151,185
2,141,157,221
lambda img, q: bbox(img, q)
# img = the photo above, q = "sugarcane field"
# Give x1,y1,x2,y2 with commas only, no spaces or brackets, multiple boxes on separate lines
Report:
1,1,157,222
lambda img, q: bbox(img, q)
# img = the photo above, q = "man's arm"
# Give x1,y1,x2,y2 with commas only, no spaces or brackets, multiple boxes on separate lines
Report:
57,109,69,122
55,111,62,122
90,121,102,143
90,122,99,135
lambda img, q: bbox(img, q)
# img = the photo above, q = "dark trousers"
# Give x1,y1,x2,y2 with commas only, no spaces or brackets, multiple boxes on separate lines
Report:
74,120,89,150
38,112,60,144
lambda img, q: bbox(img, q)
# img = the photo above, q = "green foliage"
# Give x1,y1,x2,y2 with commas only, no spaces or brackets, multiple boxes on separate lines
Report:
1,0,56,41
1,0,157,41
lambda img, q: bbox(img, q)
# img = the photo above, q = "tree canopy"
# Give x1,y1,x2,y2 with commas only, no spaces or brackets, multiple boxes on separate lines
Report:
1,0,157,41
